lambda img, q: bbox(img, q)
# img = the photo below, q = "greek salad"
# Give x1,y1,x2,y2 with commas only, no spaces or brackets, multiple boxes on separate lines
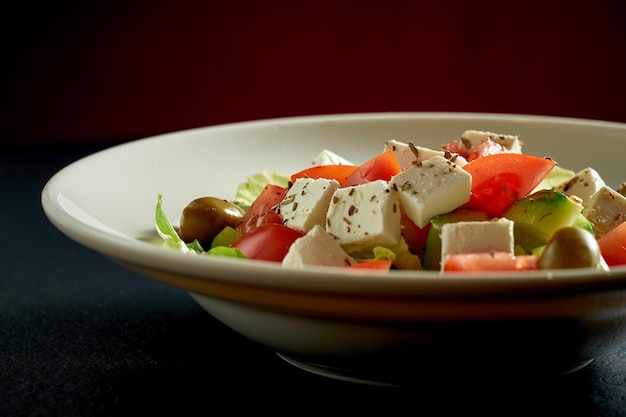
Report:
155,130,626,273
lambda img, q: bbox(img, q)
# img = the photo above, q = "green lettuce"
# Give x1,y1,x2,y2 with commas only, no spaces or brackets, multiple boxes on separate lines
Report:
386,238,423,270
155,194,203,253
350,238,423,270
235,171,290,208
206,246,246,259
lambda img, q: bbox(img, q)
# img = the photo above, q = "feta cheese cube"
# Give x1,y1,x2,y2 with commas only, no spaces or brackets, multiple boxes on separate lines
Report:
460,130,522,153
326,180,401,252
390,156,472,228
282,225,356,268
582,185,626,238
384,139,468,169
440,218,515,269
279,177,341,233
311,149,354,166
554,167,606,205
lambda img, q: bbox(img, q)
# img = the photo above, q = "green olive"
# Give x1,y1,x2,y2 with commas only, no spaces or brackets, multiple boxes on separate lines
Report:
539,226,602,269
179,197,245,246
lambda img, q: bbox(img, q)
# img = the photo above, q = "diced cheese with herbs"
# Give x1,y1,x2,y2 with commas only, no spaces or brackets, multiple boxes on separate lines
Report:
554,167,606,205
385,139,468,169
440,218,515,269
279,177,340,233
390,156,472,228
311,149,354,166
582,185,626,238
459,130,522,154
282,225,356,268
326,180,401,252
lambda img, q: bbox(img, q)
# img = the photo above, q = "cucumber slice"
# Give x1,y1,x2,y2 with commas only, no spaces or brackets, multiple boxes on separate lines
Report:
504,189,585,253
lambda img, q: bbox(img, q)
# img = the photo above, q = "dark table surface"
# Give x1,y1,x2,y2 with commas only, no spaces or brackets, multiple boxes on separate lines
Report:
2,142,626,417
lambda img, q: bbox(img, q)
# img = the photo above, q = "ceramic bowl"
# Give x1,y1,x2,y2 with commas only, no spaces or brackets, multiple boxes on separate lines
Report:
42,113,626,386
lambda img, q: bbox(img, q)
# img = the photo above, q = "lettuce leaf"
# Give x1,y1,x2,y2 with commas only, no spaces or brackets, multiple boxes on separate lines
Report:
349,238,423,270
235,171,290,208
206,246,246,259
387,238,423,270
155,194,203,253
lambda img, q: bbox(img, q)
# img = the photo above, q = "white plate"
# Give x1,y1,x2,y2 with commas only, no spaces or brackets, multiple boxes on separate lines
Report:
42,112,626,385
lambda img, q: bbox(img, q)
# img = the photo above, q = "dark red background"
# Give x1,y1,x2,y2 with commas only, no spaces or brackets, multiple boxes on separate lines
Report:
2,0,626,149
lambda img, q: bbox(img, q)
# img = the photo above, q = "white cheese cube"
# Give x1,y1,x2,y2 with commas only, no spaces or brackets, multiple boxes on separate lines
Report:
384,139,468,169
390,156,472,228
582,185,626,238
282,225,356,268
326,180,401,252
440,218,515,270
554,167,606,205
279,177,341,233
311,149,354,166
460,130,522,154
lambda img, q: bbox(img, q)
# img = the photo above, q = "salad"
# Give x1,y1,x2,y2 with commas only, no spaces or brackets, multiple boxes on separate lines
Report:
156,130,626,273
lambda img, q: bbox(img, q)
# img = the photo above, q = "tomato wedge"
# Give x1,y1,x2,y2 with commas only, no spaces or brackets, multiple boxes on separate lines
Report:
290,164,358,185
401,212,430,259
441,140,469,160
342,151,402,187
236,184,287,233
346,260,393,271
443,252,540,272
462,154,556,218
597,222,626,266
232,223,304,262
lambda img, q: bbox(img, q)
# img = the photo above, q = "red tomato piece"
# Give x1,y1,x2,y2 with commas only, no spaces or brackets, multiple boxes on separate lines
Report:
231,224,304,262
400,212,430,259
290,164,358,185
597,222,626,266
347,260,393,270
462,154,557,218
441,140,470,160
443,252,540,272
237,184,288,234
342,151,402,187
